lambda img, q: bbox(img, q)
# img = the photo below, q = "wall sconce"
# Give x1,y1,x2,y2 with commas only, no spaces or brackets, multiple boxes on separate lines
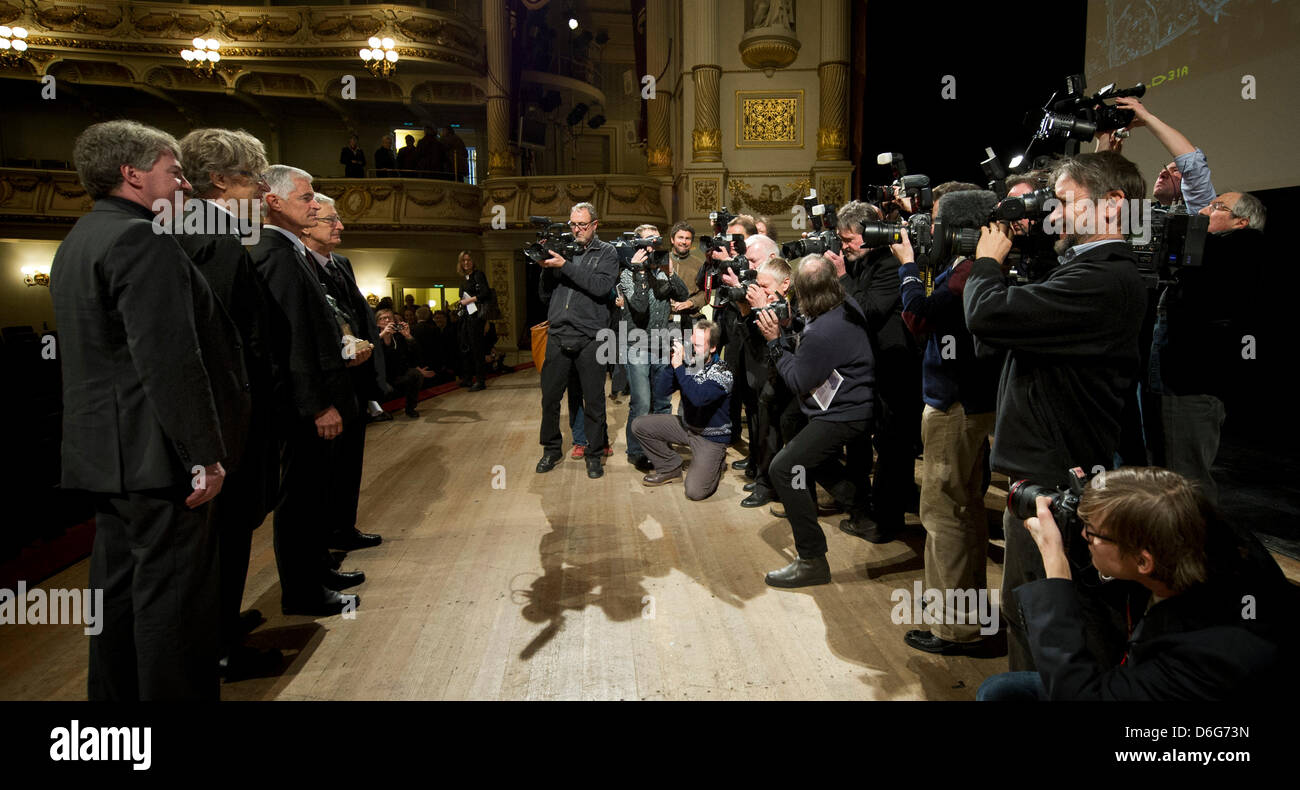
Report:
365,293,379,307
0,25,28,66
360,37,398,77
22,264,50,287
181,37,221,75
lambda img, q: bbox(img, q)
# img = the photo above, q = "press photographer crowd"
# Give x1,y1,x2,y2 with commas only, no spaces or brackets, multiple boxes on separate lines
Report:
35,82,1297,702
526,88,1298,700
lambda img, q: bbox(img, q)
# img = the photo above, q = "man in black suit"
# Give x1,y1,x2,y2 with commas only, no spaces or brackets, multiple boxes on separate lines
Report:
301,192,385,551
51,120,240,700
174,127,283,679
249,164,368,616
339,134,365,178
374,135,397,177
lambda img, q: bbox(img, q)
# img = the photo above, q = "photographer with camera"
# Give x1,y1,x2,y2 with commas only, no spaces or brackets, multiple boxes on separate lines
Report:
828,200,922,542
963,151,1149,671
618,224,689,471
739,257,800,509
1104,97,1216,214
978,467,1295,700
376,308,435,419
536,202,621,479
758,256,875,588
698,213,760,462
889,190,1005,654
631,320,733,499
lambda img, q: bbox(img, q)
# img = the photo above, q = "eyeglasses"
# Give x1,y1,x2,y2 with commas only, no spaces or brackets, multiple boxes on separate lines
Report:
1208,201,1234,213
567,220,594,231
317,215,342,225
1081,516,1116,545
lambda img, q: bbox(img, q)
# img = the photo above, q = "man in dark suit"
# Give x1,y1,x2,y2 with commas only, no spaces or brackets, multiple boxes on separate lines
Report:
175,127,283,679
249,164,368,616
302,192,385,551
51,120,239,700
374,135,397,177
339,134,365,178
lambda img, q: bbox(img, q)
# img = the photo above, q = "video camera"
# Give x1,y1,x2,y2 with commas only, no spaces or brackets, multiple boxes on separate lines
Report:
1036,75,1146,142
1129,208,1210,286
611,232,665,272
522,215,581,265
781,190,841,259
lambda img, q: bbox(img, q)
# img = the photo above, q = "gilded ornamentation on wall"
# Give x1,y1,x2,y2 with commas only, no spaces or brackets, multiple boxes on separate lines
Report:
819,178,846,207
646,146,672,171
692,128,721,160
736,91,804,148
727,178,812,216
693,179,719,213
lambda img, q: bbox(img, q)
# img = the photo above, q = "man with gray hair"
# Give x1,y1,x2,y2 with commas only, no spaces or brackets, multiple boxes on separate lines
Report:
536,201,620,479
1149,189,1267,502
251,164,369,616
175,127,282,678
52,119,237,699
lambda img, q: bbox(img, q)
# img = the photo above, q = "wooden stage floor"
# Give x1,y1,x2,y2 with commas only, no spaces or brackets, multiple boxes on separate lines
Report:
5,367,1294,700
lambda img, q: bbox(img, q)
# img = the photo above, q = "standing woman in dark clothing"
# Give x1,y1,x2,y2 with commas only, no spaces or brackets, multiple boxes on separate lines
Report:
457,250,493,391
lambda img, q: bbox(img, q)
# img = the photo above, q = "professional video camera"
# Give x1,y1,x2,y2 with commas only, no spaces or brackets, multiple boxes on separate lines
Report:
781,191,840,259
522,215,581,265
1035,75,1147,142
1007,467,1088,534
610,232,665,271
1129,208,1210,286
989,187,1057,224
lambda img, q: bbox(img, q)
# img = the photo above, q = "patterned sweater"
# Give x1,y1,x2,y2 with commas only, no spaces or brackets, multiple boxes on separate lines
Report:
653,356,733,443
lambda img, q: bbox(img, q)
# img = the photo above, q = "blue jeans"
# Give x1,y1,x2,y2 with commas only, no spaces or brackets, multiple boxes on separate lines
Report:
977,671,1046,701
625,362,669,458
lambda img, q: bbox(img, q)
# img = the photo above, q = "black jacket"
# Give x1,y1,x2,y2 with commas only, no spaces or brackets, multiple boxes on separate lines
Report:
964,241,1147,482
1157,227,1265,398
770,297,875,422
1021,518,1297,700
539,236,620,345
250,228,359,426
50,197,230,492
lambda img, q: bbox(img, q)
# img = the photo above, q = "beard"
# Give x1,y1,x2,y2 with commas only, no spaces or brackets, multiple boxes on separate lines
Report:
1052,233,1081,256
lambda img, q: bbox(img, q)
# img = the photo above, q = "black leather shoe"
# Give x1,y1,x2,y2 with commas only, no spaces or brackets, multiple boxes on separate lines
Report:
405,407,420,418
237,609,265,637
586,456,604,479
219,645,283,681
904,629,984,655
629,455,654,472
745,465,757,480
838,516,897,544
535,453,563,473
741,490,774,508
743,482,756,492
282,588,360,616
323,568,365,591
367,411,394,423
764,556,831,588
731,458,749,470
642,468,682,486
328,528,382,550
469,381,486,392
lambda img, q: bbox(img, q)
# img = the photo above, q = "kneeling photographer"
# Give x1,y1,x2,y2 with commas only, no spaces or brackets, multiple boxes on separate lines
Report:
631,320,732,500
979,467,1296,701
759,256,875,589
616,224,689,471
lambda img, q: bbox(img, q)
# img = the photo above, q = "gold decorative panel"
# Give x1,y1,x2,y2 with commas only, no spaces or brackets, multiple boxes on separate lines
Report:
736,90,803,149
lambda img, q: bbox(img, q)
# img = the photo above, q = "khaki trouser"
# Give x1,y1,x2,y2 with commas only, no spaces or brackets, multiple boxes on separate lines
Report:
919,402,995,643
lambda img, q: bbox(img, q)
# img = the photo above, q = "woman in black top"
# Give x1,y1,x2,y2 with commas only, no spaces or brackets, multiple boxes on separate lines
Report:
456,250,493,391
